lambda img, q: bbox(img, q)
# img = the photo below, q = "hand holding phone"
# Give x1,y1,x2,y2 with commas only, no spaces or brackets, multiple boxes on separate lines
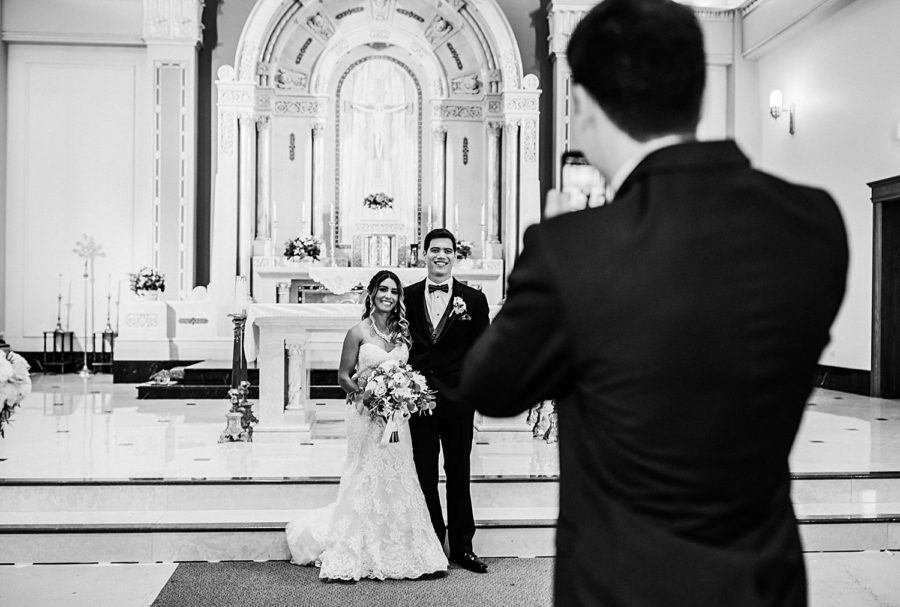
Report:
559,151,605,212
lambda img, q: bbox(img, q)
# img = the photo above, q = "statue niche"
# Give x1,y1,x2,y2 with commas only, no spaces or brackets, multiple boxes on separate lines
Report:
337,57,420,266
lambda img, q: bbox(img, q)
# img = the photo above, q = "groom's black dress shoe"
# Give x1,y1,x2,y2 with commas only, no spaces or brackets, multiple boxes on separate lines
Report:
450,552,488,573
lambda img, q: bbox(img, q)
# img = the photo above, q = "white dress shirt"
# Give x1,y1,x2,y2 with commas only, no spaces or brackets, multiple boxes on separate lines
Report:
425,277,453,329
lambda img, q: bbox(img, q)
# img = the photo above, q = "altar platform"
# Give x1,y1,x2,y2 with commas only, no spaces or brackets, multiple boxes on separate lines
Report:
1,375,899,565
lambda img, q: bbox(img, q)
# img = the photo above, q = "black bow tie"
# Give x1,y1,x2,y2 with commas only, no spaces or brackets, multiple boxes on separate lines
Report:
428,284,449,294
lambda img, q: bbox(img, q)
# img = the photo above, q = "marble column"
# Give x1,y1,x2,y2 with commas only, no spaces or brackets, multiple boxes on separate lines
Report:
238,113,258,279
431,126,447,230
503,120,521,263
485,121,503,246
285,341,305,412
312,122,326,240
254,115,272,256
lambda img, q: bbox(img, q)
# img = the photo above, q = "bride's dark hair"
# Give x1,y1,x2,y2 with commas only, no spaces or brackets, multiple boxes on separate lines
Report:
362,270,411,347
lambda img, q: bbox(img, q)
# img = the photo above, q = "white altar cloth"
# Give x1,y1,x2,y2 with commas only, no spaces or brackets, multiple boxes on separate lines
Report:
307,267,429,294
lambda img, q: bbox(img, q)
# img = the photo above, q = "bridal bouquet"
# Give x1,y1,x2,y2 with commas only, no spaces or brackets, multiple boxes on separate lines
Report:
358,359,436,445
0,350,31,438
363,192,394,210
284,235,322,261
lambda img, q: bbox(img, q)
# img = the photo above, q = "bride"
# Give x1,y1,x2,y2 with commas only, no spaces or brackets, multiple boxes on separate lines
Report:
286,270,449,580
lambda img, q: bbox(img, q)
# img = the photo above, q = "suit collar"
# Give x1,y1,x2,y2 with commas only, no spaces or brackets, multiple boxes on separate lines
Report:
616,140,750,200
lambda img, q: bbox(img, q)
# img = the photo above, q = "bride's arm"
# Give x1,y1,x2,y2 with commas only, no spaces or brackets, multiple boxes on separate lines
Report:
338,324,363,395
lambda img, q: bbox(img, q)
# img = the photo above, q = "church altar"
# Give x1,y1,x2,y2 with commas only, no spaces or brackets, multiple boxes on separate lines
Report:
252,257,505,305
247,302,529,443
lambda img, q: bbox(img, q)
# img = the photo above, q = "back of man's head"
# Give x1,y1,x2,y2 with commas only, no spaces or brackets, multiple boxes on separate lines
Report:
567,0,706,142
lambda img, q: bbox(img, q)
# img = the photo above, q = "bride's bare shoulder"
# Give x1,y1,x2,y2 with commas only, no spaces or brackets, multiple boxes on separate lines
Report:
345,321,370,342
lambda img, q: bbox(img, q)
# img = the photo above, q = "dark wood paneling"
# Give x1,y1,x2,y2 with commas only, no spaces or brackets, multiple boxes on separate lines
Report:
868,175,900,397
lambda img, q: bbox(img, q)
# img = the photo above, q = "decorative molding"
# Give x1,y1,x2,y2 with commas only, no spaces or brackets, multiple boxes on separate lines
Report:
501,51,520,89
178,317,209,325
220,111,236,155
274,67,309,90
547,8,586,57
256,93,272,109
218,87,254,105
306,12,336,41
425,15,455,46
1,31,144,46
435,104,483,120
462,137,469,165
125,313,160,328
487,100,502,114
504,96,539,113
371,29,392,41
451,73,481,95
740,0,767,17
143,0,204,44
294,38,314,65
273,99,325,115
486,120,503,135
238,41,258,81
522,118,537,163
694,9,735,21
289,133,296,161
446,42,464,70
336,7,365,20
446,0,466,10
397,8,425,22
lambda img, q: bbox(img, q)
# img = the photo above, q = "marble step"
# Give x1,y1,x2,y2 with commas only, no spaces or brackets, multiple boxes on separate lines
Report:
2,505,899,564
136,384,261,400
0,478,561,513
0,507,558,563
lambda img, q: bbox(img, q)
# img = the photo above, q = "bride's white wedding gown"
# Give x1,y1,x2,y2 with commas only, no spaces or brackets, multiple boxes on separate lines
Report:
285,342,448,580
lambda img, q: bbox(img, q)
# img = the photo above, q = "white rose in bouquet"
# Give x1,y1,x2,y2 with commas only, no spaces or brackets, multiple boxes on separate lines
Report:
7,351,31,383
0,357,13,383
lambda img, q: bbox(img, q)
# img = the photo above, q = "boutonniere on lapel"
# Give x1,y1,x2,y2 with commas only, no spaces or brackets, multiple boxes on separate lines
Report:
452,296,471,321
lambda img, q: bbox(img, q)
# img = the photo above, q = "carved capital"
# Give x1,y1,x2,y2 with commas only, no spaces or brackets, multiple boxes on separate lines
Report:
143,0,204,45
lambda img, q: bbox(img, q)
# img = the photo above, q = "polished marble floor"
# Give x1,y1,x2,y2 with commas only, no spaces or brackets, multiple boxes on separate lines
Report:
1,375,898,481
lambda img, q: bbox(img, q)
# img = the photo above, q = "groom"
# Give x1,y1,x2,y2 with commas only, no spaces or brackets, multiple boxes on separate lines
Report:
405,228,490,574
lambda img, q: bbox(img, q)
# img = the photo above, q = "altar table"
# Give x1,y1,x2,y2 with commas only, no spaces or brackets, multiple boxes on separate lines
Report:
247,303,530,442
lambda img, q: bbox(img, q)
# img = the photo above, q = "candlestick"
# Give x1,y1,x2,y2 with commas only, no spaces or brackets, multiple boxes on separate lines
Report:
55,273,64,332
66,280,72,331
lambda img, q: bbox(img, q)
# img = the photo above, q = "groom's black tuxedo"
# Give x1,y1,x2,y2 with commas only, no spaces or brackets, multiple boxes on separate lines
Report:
405,278,489,556
461,141,848,606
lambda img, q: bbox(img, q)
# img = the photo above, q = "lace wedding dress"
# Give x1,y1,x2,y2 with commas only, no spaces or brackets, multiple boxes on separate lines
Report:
285,342,448,580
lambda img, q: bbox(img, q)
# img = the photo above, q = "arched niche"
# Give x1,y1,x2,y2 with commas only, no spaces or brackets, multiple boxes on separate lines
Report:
211,0,541,299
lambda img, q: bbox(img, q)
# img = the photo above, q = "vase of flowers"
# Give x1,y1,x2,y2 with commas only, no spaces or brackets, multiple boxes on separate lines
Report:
284,235,323,262
129,267,165,300
0,350,31,438
363,192,394,210
455,239,474,268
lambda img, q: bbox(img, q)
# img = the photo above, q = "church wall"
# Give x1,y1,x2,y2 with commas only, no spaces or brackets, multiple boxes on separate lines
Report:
0,6,8,342
3,42,152,352
753,0,900,371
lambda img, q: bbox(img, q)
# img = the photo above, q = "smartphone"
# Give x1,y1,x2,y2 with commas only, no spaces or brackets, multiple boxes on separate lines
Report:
560,151,605,210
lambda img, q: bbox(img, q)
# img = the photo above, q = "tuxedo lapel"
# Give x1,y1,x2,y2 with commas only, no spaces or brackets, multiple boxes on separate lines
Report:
432,280,462,343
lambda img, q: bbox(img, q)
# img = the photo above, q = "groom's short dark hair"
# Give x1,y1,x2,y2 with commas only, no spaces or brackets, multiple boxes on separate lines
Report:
567,0,706,141
424,228,456,251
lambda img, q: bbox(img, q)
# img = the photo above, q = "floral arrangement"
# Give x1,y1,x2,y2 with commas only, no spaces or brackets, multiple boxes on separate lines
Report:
0,350,31,438
129,267,165,294
527,400,557,444
456,240,474,260
358,359,436,444
363,192,394,210
284,235,323,261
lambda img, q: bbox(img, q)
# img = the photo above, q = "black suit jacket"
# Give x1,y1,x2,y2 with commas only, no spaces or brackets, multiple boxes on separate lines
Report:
461,141,848,607
405,279,490,418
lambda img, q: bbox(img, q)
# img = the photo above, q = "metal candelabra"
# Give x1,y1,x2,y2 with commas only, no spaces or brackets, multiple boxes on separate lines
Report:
219,312,257,442
73,235,105,379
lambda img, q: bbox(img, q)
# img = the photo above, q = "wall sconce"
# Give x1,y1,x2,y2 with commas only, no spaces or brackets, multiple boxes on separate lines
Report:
769,90,795,135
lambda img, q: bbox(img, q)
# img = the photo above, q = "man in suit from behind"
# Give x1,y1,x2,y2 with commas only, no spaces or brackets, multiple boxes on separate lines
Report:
460,0,848,605
405,228,491,573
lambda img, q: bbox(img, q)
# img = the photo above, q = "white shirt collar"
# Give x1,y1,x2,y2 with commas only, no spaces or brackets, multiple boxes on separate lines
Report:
609,134,691,199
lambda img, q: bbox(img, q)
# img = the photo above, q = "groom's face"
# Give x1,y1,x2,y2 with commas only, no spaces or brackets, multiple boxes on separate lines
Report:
425,237,455,282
